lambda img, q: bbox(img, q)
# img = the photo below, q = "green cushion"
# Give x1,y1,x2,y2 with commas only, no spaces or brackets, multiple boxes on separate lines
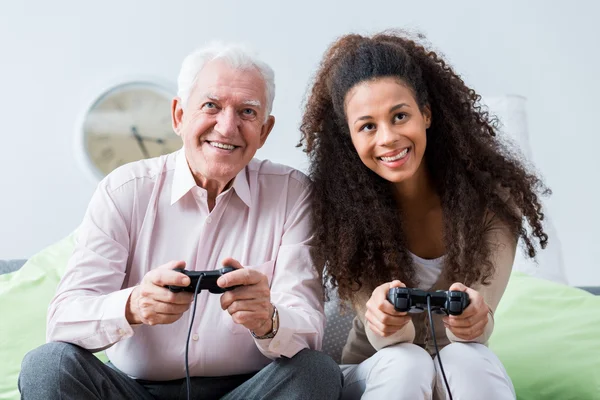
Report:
0,233,107,400
489,272,600,400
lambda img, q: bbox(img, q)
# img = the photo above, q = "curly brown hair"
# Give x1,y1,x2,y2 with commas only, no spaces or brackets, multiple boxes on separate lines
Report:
299,30,550,302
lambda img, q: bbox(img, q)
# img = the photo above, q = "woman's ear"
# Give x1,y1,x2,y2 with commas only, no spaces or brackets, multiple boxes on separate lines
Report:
423,104,432,129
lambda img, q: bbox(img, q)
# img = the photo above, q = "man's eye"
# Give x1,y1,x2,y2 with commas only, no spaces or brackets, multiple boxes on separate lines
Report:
242,108,256,116
203,102,216,109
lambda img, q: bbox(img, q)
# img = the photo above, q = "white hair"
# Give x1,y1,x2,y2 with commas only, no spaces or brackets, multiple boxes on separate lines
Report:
177,41,276,121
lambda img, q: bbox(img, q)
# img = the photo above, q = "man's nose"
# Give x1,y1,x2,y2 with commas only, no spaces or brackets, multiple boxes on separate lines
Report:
215,108,240,137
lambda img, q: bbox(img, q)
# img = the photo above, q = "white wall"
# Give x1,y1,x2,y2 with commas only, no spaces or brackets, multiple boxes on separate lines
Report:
0,0,598,286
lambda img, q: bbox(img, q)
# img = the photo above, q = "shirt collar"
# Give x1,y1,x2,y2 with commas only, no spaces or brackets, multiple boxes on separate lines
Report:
231,165,251,208
170,149,252,208
170,149,197,206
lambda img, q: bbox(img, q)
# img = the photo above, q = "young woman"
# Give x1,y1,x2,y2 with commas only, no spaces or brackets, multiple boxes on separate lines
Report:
300,31,549,399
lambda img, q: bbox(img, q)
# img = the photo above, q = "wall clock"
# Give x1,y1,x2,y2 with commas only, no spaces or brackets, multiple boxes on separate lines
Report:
78,80,181,180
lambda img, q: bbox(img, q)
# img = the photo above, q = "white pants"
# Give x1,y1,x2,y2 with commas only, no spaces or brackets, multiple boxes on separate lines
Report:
340,343,515,400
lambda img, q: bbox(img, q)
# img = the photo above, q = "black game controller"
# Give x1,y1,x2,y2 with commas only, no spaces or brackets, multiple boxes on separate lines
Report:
387,287,470,316
167,267,238,294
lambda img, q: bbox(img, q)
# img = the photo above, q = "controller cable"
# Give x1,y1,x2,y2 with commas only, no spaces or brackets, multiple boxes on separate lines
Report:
427,295,453,400
185,274,204,400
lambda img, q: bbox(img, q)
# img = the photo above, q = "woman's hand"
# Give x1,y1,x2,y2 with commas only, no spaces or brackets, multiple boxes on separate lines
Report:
365,280,412,337
443,283,490,340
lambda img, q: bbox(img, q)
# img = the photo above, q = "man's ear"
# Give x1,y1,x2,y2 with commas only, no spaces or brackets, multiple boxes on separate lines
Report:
258,115,275,148
423,104,432,129
171,97,184,136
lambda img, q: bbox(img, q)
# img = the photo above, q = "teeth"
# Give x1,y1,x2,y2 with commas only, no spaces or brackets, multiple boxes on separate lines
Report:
209,141,235,150
380,148,408,162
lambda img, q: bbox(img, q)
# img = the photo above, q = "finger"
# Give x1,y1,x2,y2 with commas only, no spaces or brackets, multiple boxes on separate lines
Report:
368,316,410,336
139,282,193,304
219,268,265,288
137,300,190,324
221,257,244,270
462,287,486,312
226,298,271,316
444,307,488,328
389,280,406,289
150,300,192,315
444,314,477,328
149,262,190,287
151,288,194,305
446,317,488,340
217,258,244,287
367,321,396,338
448,301,479,319
220,283,270,310
370,282,404,315
447,283,482,317
365,309,410,336
367,306,411,328
229,310,270,328
449,282,468,292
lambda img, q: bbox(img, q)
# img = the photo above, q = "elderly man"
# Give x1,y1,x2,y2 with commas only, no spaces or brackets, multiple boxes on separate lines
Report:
19,42,342,400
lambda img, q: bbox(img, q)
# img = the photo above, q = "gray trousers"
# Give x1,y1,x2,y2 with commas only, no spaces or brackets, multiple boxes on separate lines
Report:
19,342,343,400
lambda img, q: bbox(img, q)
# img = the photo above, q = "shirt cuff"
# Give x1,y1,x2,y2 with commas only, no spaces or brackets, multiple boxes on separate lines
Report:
100,287,138,342
252,306,306,359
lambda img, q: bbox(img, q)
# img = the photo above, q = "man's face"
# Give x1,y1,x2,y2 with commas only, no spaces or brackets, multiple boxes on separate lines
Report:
172,60,274,188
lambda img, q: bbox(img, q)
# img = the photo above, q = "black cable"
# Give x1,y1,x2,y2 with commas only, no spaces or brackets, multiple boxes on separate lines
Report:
427,295,453,400
185,274,203,400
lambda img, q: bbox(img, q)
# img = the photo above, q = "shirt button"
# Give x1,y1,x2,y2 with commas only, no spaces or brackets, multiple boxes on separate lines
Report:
273,340,280,349
117,328,125,336
192,334,199,341
206,216,212,224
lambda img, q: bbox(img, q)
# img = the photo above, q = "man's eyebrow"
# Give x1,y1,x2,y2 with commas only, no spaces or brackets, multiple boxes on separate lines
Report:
201,94,261,109
242,100,262,108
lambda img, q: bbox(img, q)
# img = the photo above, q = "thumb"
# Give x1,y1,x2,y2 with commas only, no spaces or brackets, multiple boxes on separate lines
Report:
389,280,406,289
449,282,468,292
221,257,244,270
151,260,188,287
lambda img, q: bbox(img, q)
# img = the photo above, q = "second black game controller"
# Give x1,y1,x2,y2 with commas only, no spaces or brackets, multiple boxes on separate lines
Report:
167,267,238,294
387,287,470,316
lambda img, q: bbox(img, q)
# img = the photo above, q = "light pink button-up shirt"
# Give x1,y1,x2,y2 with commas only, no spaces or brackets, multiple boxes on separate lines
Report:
46,150,324,381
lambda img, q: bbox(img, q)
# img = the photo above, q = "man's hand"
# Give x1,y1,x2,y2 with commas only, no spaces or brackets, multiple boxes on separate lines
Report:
365,280,412,337
126,260,194,325
443,283,489,340
217,257,274,336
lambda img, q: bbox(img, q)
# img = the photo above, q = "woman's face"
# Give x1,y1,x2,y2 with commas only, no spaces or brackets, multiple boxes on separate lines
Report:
345,77,431,186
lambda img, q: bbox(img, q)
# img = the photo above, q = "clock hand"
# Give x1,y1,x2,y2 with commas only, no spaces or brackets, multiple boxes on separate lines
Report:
136,135,165,145
131,126,150,158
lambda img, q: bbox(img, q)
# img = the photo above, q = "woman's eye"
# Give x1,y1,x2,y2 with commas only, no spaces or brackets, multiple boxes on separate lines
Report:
360,123,376,132
394,113,407,122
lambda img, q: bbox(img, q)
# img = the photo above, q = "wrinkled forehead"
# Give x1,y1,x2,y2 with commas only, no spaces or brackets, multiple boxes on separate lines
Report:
191,59,267,104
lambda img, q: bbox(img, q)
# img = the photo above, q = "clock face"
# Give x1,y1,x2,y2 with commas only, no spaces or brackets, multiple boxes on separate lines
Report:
82,81,182,177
